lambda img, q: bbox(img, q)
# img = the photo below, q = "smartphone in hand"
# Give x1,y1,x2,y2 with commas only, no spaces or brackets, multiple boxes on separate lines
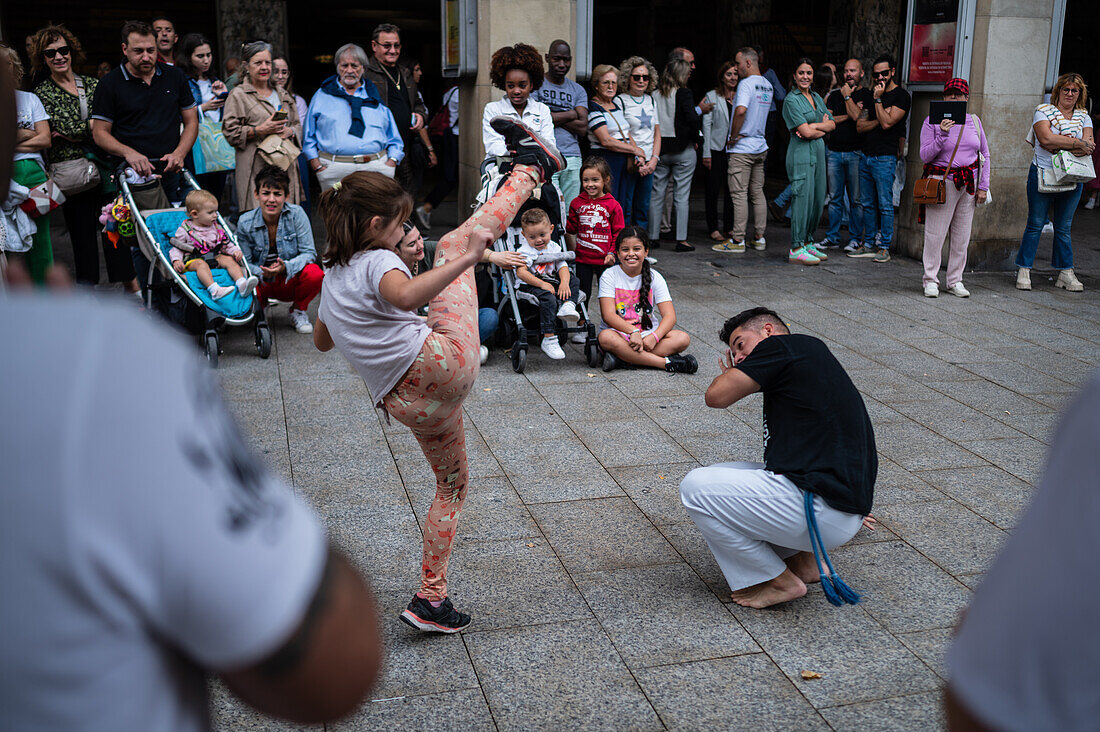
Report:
272,107,288,122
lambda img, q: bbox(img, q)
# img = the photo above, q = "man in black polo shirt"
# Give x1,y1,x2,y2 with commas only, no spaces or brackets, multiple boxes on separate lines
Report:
363,23,428,191
824,58,873,252
679,307,876,609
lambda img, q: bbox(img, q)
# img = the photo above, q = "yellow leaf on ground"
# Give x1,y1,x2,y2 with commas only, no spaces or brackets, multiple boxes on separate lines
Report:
525,543,535,548
800,670,822,680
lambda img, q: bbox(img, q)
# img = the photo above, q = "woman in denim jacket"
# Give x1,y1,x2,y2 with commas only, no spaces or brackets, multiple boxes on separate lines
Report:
237,165,322,334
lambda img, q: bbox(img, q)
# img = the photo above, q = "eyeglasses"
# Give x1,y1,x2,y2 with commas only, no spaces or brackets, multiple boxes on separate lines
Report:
1062,88,1081,95
375,42,401,50
43,46,71,59
631,74,649,81
872,70,891,78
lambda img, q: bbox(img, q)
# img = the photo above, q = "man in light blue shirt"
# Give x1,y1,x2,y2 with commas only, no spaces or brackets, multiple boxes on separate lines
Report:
532,40,588,205
304,43,404,189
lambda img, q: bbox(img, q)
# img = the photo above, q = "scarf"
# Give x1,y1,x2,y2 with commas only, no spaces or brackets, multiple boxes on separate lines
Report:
320,75,382,138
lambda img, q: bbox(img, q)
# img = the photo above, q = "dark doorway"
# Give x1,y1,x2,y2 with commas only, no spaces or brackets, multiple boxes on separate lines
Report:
1059,0,1100,97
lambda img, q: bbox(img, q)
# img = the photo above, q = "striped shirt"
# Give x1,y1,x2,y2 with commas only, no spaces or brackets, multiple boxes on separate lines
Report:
1033,103,1092,169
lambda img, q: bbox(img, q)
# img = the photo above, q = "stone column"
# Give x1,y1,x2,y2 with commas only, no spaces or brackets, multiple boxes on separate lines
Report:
456,0,576,214
894,0,1057,267
216,0,289,63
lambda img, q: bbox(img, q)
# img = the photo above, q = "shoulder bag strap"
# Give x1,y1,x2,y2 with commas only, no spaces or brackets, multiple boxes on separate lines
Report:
74,75,88,122
943,118,965,176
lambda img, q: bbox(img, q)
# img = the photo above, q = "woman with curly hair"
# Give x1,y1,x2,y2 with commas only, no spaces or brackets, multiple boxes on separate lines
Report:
616,56,660,227
481,43,556,164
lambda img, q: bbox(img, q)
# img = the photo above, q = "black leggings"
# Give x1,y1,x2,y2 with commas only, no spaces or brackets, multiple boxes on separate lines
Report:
574,262,609,321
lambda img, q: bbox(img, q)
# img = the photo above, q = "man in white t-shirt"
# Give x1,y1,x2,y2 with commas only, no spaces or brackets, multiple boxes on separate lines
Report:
723,47,773,252
0,294,382,731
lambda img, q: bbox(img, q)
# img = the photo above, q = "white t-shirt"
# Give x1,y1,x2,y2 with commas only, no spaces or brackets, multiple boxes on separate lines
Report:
1031,104,1093,170
319,248,432,405
517,238,567,279
195,78,222,122
947,368,1100,732
0,295,327,732
597,264,672,334
444,86,460,135
481,97,556,160
618,93,657,158
15,90,50,164
729,75,773,155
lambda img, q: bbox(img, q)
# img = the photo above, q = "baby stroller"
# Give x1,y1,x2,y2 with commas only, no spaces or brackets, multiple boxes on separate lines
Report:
121,168,270,368
479,164,599,373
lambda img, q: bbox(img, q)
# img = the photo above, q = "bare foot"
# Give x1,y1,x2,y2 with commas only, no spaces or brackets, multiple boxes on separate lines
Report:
784,551,820,584
730,569,807,609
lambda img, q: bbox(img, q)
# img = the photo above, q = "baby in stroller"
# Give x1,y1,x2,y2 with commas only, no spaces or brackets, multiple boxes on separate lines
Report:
170,189,258,300
514,208,582,359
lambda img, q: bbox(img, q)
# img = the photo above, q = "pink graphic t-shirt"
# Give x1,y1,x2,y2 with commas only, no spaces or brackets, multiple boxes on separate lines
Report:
596,264,672,333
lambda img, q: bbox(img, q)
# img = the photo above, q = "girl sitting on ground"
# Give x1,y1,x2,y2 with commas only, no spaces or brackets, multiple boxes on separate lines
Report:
566,156,624,338
170,189,258,299
597,226,697,373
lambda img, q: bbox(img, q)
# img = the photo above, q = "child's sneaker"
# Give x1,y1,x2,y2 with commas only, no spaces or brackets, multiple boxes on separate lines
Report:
665,354,699,374
602,351,621,372
570,329,587,344
556,301,580,324
489,116,564,181
209,284,235,300
236,275,259,296
788,246,821,265
400,595,471,634
541,334,566,360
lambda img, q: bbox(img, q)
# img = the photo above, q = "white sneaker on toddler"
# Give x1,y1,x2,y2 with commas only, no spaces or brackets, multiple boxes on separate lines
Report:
540,335,566,360
556,301,580,324
570,329,587,344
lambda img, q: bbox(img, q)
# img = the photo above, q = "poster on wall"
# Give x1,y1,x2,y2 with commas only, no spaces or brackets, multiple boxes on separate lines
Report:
909,0,959,84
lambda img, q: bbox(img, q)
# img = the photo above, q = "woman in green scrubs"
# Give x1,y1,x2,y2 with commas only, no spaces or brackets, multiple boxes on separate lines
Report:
782,58,835,265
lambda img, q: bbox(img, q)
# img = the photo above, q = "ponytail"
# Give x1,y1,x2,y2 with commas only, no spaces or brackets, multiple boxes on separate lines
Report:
638,258,653,331
317,171,412,268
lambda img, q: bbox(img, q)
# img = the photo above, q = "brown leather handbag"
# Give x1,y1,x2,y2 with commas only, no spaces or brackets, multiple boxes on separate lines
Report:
913,120,965,205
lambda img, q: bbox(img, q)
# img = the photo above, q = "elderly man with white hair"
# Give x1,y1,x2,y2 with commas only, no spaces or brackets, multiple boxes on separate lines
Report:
303,43,404,189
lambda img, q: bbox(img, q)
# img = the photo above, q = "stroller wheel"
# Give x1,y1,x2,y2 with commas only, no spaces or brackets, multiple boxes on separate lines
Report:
256,324,272,359
511,344,527,374
204,332,220,369
585,339,600,368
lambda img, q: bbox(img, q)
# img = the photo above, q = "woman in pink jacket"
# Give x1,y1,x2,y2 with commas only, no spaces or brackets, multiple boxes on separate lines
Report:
918,78,990,298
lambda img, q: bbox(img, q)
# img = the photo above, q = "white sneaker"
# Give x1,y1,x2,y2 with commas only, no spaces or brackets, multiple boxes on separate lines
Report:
479,344,489,364
540,335,566,360
570,330,587,344
1086,197,1097,210
751,236,766,251
1016,267,1032,290
556,300,580,324
923,283,939,298
947,282,970,297
415,204,431,229
237,275,259,297
289,308,314,333
1056,268,1084,292
1042,222,1054,234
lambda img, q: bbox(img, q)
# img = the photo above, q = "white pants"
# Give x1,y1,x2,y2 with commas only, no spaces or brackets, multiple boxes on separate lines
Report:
680,462,863,591
315,155,394,190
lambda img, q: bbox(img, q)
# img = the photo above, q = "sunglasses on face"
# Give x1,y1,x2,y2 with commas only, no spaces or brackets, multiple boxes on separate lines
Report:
44,46,71,59
873,70,891,78
631,74,649,81
376,42,401,50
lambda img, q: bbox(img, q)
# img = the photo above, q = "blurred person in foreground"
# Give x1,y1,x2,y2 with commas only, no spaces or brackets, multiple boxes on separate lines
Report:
0,265,382,729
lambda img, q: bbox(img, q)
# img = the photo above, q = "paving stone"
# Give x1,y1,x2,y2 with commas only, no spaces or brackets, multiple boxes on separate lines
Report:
571,416,693,467
635,654,828,730
609,461,700,526
830,541,971,633
208,679,314,731
873,458,945,507
333,689,493,730
504,457,625,503
915,466,1035,529
465,620,662,730
575,563,759,667
897,627,954,680
889,399,1024,442
531,497,680,573
995,410,1060,445
729,602,941,708
632,394,745,437
956,573,985,590
876,500,1006,576
658,522,733,599
925,379,1054,418
536,379,635,422
402,476,539,544
819,691,946,731
873,420,990,471
957,436,1048,484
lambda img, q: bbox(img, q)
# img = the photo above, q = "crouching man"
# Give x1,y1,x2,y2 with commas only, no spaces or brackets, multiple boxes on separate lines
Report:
680,307,877,608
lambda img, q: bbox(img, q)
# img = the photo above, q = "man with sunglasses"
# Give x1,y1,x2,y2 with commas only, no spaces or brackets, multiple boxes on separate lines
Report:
847,54,910,264
532,40,588,206
363,23,428,192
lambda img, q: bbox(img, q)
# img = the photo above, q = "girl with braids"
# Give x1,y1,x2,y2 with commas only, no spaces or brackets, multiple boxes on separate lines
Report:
596,226,698,373
313,118,564,632
481,44,556,164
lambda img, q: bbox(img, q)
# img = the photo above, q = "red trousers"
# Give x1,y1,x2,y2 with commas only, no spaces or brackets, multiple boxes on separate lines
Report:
257,263,324,310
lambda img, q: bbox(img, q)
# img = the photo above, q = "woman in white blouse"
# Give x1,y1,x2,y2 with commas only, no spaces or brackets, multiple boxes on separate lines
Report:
481,44,555,167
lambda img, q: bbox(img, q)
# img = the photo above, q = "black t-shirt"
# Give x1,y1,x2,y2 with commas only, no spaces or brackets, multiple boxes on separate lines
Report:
383,73,412,140
862,85,911,158
735,334,876,515
825,88,873,152
90,62,196,158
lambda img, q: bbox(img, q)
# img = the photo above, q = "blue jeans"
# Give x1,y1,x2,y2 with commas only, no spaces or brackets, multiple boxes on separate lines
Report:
478,307,499,345
1016,164,1082,269
774,183,792,215
861,154,897,248
827,150,863,244
621,169,655,228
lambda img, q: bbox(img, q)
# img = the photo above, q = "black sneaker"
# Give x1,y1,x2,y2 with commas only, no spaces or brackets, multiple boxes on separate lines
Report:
489,116,565,180
400,595,471,634
602,351,620,372
665,354,699,374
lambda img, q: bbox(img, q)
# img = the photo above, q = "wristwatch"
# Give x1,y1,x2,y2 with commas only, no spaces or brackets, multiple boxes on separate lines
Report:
843,95,851,101
875,98,884,104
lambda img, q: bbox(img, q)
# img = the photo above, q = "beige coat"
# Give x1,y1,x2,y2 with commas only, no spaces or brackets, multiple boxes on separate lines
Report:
222,79,303,210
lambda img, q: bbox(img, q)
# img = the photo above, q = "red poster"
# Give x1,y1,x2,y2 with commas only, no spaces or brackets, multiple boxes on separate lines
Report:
909,21,956,83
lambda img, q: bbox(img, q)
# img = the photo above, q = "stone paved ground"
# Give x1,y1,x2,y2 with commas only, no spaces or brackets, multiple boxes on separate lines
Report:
202,201,1100,731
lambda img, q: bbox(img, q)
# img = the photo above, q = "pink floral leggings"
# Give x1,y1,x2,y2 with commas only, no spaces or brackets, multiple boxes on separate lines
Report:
383,165,539,600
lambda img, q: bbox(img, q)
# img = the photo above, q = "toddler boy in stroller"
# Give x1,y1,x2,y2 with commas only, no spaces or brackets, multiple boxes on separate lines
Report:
514,208,582,359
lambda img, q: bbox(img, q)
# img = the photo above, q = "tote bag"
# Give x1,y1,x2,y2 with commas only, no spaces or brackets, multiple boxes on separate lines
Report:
193,117,236,174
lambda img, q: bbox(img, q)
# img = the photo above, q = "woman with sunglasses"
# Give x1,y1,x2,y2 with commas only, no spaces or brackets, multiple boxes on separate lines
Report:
588,64,645,207
1016,72,1094,292
28,26,138,289
616,56,660,227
